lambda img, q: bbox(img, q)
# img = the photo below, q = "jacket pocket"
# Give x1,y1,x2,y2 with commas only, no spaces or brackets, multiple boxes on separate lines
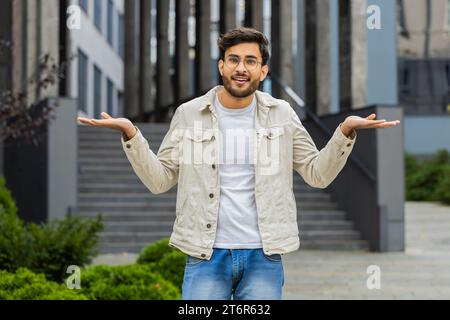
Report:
183,129,216,165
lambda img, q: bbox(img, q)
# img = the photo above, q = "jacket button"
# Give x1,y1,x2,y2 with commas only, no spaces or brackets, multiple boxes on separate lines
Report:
126,144,131,149
347,143,351,147
341,151,345,155
211,136,215,141
206,224,211,229
212,164,216,170
201,253,206,258
209,193,214,198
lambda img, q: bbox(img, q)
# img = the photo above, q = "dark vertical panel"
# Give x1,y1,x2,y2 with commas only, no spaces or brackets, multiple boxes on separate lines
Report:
175,0,191,104
304,0,317,112
244,0,263,31
339,0,351,110
220,0,236,35
140,0,153,115
124,0,139,118
156,0,174,112
195,0,212,95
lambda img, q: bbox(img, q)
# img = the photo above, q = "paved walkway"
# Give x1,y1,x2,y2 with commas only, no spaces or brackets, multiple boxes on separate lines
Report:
91,201,450,300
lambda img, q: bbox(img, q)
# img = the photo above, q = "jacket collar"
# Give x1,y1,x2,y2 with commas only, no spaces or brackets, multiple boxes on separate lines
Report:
198,85,277,112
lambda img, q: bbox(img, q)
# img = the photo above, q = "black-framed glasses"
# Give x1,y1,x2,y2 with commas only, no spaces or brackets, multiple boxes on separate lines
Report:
224,55,262,71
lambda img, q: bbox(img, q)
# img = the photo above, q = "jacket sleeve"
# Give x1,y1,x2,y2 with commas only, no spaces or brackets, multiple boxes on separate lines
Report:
291,110,357,189
121,106,183,194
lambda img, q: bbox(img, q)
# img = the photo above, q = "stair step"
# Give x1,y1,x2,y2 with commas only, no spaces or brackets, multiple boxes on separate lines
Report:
79,211,175,222
105,221,173,233
299,220,354,230
298,210,347,220
300,230,361,240
300,240,369,250
100,232,172,243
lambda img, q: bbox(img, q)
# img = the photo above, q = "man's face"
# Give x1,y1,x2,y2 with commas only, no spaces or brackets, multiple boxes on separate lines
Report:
218,42,269,98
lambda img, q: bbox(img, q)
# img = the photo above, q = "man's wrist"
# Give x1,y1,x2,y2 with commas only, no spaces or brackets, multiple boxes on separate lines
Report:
340,122,356,139
123,125,137,141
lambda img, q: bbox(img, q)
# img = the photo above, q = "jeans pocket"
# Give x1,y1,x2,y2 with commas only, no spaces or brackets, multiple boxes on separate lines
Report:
186,255,206,266
262,251,282,263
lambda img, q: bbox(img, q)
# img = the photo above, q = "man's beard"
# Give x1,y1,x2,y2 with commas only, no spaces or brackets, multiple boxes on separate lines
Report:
222,74,260,98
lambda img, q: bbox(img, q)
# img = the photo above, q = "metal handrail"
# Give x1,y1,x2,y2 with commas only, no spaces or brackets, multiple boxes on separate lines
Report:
269,72,376,182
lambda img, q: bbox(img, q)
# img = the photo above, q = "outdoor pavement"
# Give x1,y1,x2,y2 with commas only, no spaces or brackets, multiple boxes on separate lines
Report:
91,201,450,300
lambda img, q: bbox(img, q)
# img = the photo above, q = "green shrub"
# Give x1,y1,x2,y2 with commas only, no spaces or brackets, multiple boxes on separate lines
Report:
136,237,174,263
435,164,450,205
0,268,87,300
0,177,17,216
0,203,28,271
79,264,180,300
0,177,104,281
405,149,450,204
26,215,104,282
137,238,186,289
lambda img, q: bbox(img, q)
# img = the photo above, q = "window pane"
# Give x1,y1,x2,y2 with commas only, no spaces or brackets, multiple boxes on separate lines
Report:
79,0,88,13
77,49,88,113
118,13,124,58
107,78,114,116
94,65,102,118
94,0,102,31
107,0,114,45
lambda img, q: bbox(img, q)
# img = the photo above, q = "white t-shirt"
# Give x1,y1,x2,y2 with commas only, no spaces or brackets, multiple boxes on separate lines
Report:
213,93,263,249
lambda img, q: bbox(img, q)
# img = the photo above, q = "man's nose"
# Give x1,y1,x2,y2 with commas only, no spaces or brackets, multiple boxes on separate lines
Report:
236,60,247,72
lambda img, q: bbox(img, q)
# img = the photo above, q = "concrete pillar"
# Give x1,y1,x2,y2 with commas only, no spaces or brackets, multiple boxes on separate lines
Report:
140,0,153,115
316,1,331,115
156,0,174,111
244,0,264,32
195,0,212,95
175,0,191,103
220,0,236,34
124,0,140,119
339,0,368,110
271,0,294,102
351,0,368,108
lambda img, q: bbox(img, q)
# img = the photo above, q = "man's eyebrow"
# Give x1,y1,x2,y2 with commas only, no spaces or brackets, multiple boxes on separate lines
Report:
227,54,259,59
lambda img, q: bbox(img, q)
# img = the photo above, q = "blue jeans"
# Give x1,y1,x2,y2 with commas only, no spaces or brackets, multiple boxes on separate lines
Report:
181,248,284,300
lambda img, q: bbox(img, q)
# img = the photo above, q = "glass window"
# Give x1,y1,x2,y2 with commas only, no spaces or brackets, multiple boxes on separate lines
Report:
94,0,102,32
79,0,88,14
93,65,102,118
77,49,88,113
107,78,114,116
118,12,124,58
107,0,114,46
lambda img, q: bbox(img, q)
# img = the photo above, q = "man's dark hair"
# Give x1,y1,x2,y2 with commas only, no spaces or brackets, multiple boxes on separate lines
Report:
218,27,270,66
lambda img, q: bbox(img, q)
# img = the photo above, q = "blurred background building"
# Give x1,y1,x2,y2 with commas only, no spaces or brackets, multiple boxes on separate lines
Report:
0,0,448,254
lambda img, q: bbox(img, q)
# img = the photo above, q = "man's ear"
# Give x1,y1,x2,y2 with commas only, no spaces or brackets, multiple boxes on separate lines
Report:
218,59,224,76
260,64,269,81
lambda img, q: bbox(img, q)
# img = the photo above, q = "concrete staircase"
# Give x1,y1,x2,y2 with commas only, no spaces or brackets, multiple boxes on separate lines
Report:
77,124,369,254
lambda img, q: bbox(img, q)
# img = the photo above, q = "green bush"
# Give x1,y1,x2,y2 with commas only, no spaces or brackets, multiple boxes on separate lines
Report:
405,149,450,205
435,164,450,205
136,237,174,263
0,176,104,282
79,264,180,300
0,268,87,300
137,238,186,289
0,203,28,271
26,215,104,282
0,177,17,216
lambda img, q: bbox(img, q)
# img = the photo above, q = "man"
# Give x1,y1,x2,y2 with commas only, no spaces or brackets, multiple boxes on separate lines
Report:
78,27,400,300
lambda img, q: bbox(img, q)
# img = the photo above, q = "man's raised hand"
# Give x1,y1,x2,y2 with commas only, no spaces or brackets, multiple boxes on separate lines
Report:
77,112,137,140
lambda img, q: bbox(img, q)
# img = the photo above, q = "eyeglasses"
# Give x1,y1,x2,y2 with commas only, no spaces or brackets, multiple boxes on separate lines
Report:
224,55,262,71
